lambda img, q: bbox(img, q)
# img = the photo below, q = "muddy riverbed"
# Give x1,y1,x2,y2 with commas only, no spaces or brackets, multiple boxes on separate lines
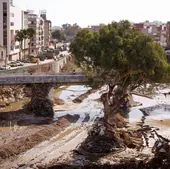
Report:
0,85,170,168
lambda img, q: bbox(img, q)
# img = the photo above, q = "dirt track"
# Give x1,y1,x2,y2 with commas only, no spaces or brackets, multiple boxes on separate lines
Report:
0,114,79,169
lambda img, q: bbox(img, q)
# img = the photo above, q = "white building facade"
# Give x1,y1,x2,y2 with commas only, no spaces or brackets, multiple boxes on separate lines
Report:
28,13,45,55
0,1,52,61
0,0,23,61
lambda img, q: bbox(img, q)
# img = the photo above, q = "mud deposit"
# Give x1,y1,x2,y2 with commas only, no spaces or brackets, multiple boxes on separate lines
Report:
41,162,170,169
1,85,170,169
0,113,79,166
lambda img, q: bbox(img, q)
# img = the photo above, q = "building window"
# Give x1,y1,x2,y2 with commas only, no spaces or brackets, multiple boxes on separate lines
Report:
3,3,7,47
15,45,19,49
32,49,34,52
10,13,14,17
1,51,3,58
3,38,7,46
10,22,14,26
3,3,7,11
3,25,7,29
3,13,7,17
10,0,13,6
15,30,19,34
32,43,34,46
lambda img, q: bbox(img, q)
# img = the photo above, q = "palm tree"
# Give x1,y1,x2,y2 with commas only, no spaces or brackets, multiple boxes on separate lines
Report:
15,30,24,60
26,28,36,56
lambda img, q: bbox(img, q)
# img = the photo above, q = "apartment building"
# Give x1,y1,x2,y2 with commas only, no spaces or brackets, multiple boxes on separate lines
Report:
28,12,45,55
0,1,52,61
0,0,23,61
134,21,167,47
44,20,51,48
40,12,52,48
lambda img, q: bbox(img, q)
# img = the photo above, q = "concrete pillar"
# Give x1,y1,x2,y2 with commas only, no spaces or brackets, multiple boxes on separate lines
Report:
26,84,54,117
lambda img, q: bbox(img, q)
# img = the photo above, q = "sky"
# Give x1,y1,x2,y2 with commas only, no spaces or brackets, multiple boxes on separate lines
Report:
14,0,170,27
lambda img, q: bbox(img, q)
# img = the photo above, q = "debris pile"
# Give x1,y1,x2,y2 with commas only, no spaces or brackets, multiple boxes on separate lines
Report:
77,119,143,156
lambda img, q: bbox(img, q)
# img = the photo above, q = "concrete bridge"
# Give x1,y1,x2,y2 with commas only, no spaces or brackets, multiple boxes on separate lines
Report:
0,73,88,117
0,53,90,117
0,74,87,85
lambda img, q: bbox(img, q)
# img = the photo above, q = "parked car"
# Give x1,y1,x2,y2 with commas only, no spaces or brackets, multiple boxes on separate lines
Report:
0,65,11,70
9,61,18,67
165,50,170,54
15,61,24,66
38,54,46,61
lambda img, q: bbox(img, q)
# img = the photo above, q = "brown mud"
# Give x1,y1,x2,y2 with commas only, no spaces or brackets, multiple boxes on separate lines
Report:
0,111,79,164
73,89,97,103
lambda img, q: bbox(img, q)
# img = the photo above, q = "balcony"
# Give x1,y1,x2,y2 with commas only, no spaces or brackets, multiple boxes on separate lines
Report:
10,22,14,26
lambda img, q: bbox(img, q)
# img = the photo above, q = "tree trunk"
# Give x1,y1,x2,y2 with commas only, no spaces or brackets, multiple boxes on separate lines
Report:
101,85,128,129
28,40,31,56
23,39,26,60
19,41,23,61
19,43,22,61
78,86,143,155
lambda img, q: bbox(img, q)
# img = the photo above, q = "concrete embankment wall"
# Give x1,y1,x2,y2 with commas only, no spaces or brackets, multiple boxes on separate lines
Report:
28,56,70,74
1,56,71,74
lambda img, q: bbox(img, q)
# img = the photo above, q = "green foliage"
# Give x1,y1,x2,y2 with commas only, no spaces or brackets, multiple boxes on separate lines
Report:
15,28,35,59
62,23,80,38
15,30,24,43
70,20,169,89
26,28,36,56
51,30,66,41
26,28,36,39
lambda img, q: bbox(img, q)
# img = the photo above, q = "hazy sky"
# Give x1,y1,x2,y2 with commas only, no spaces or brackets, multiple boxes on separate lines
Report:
14,0,170,27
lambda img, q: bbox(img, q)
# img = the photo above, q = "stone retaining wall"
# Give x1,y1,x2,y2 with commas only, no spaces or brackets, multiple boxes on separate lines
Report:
0,85,31,108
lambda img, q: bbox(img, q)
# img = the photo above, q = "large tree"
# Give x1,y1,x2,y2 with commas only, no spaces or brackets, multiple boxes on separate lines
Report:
51,30,66,42
26,28,36,56
15,28,35,60
62,23,80,39
70,20,169,129
22,29,28,60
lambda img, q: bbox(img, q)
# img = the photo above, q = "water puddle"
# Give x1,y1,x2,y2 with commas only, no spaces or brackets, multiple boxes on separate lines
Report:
59,85,91,101
55,85,104,123
152,119,170,127
128,95,170,141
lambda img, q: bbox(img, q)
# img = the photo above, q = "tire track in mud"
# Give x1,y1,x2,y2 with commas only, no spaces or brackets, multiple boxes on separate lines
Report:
4,124,90,169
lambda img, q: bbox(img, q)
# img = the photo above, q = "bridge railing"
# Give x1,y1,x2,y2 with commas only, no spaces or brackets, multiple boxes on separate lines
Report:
0,72,86,76
0,74,87,84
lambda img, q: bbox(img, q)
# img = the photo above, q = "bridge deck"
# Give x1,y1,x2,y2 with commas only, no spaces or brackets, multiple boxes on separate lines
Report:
0,74,87,84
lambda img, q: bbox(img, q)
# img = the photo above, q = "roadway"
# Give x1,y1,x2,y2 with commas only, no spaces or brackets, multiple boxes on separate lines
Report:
8,51,70,70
